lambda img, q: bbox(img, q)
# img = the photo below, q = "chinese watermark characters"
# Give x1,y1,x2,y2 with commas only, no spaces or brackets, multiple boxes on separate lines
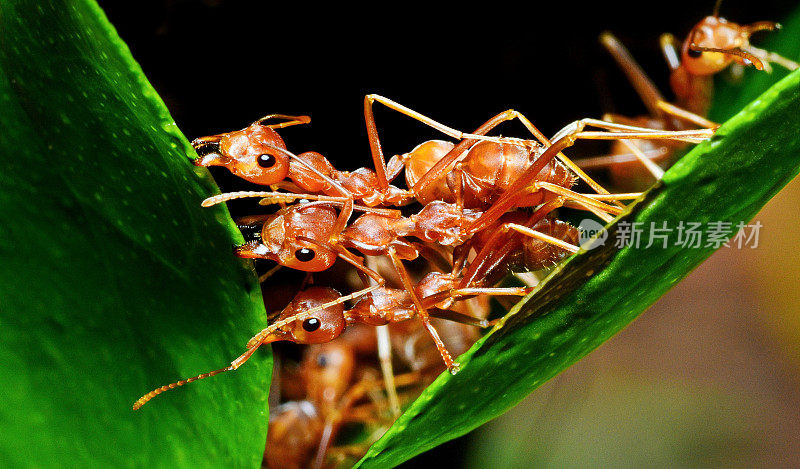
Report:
579,220,762,250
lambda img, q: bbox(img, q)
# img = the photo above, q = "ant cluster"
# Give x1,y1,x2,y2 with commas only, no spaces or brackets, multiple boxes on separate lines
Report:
134,5,795,468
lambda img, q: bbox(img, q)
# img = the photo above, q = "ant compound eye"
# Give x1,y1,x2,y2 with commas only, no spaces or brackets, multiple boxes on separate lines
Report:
687,48,703,59
295,248,316,262
316,353,329,367
303,317,321,332
257,153,277,168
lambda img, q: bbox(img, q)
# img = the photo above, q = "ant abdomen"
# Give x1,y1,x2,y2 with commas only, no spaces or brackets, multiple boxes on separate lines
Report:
448,141,575,209
401,140,459,205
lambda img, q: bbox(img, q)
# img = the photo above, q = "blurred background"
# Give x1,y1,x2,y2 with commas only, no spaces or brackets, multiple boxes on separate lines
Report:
97,0,800,466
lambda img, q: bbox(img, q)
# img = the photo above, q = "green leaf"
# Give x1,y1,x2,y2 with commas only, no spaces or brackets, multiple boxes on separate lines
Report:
357,24,800,469
0,1,270,467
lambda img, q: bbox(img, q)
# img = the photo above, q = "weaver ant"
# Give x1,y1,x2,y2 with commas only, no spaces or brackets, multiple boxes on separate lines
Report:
193,95,663,210
580,1,797,184
133,205,591,411
134,199,604,409
202,181,628,367
191,108,709,367
133,268,529,412
663,0,798,115
266,341,420,469
138,82,715,410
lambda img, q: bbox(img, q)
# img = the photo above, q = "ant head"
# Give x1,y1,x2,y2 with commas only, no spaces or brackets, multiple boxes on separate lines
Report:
681,16,768,75
192,122,291,185
301,342,356,406
262,287,348,345
234,204,340,272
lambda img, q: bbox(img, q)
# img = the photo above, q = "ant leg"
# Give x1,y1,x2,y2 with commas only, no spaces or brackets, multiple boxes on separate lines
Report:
461,199,564,288
410,241,453,273
375,325,401,417
254,114,311,129
202,190,401,217
531,181,626,216
579,114,672,171
332,198,355,236
600,32,668,118
619,140,665,180
423,286,534,327
387,246,459,374
655,101,719,129
504,224,580,254
368,94,612,207
190,133,225,147
576,147,671,170
469,120,713,234
259,264,283,283
580,192,643,201
428,309,498,328
364,256,401,418
566,119,715,142
451,163,468,210
365,94,521,193
509,110,622,207
313,371,421,468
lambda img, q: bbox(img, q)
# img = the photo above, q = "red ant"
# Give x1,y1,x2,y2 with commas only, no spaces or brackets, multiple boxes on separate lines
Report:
581,2,797,183
132,209,584,410
265,341,419,469
663,1,798,116
190,98,523,207
194,114,710,364
133,107,712,407
202,182,624,362
193,95,667,210
139,91,715,411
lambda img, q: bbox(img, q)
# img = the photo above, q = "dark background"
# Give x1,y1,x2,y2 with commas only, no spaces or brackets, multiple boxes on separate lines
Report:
96,0,799,466
97,0,796,172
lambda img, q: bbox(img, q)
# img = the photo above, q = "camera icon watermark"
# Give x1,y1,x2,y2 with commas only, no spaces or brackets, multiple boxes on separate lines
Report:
578,218,609,250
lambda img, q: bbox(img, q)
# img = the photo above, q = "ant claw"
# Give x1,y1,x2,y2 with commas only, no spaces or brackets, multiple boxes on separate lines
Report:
448,363,461,375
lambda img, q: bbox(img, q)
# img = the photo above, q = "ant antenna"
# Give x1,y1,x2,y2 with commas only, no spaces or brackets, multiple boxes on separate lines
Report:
201,191,400,217
202,191,350,207
254,114,311,129
132,341,263,410
690,44,767,70
712,0,723,18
